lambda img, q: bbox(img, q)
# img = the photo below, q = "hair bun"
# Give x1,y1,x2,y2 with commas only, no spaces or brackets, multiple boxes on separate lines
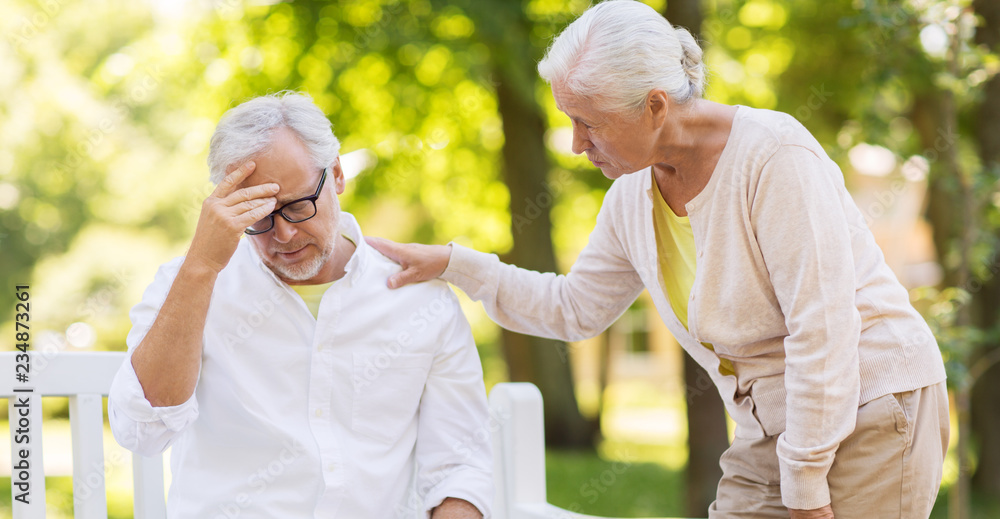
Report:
673,26,706,99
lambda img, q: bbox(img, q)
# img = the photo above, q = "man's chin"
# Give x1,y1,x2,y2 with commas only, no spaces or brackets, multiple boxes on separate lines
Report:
268,244,337,283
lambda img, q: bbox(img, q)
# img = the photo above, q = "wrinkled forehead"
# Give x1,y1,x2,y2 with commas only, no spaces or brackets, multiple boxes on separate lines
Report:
551,82,613,118
240,167,322,203
233,128,322,200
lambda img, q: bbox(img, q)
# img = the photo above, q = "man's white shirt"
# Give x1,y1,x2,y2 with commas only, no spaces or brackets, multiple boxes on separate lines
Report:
108,213,493,518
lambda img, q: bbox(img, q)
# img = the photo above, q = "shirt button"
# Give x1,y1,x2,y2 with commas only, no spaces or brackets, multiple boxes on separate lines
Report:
315,409,322,417
327,464,335,472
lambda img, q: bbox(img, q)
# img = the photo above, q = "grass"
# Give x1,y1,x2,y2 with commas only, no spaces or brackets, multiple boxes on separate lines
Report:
545,448,687,518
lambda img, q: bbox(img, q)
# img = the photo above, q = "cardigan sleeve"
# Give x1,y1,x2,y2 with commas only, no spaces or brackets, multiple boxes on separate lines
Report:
441,187,645,342
750,144,862,510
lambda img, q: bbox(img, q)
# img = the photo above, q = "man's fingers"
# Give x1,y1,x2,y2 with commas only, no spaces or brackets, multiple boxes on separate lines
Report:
214,160,257,198
235,196,276,215
234,197,277,228
226,183,280,205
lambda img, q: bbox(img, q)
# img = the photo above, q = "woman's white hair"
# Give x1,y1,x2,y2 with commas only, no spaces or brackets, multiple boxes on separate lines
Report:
207,91,341,185
537,0,706,115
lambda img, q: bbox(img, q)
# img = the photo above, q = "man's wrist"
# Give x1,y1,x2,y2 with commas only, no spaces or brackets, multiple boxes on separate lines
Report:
181,255,224,279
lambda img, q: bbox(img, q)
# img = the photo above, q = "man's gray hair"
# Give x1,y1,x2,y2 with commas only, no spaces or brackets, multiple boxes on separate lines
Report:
207,91,341,184
537,0,706,116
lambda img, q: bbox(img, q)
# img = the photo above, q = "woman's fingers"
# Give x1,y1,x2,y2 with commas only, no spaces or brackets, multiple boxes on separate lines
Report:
366,237,451,289
366,236,403,263
388,269,421,290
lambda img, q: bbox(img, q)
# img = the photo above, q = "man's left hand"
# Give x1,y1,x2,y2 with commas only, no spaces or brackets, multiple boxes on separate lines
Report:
789,504,834,518
430,497,482,519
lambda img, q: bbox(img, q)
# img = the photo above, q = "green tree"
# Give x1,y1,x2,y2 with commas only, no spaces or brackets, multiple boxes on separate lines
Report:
444,0,596,448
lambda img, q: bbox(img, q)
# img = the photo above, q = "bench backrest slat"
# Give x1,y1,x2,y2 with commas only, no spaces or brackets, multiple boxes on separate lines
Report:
1,352,165,519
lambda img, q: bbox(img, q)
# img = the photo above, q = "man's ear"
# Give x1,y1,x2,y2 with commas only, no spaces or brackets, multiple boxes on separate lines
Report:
330,157,346,195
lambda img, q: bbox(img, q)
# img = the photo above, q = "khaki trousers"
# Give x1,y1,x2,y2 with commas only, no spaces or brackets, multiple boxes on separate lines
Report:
708,381,950,519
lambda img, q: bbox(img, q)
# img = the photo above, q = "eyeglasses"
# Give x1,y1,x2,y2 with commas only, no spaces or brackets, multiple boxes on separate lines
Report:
245,167,328,235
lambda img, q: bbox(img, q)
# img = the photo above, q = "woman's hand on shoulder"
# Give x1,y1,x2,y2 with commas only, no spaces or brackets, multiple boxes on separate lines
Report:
366,236,452,289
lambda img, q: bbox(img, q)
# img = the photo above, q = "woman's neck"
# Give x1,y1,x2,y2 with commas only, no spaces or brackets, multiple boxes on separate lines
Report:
651,100,738,214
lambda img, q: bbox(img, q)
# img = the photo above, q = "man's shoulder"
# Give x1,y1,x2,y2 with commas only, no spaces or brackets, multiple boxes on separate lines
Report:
356,245,468,342
366,243,455,298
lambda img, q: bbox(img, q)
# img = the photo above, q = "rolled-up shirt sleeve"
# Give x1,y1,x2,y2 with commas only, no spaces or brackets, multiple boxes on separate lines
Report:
416,289,493,518
108,257,200,457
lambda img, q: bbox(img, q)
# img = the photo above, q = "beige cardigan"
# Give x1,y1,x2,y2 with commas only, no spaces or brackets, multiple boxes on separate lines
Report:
442,106,946,510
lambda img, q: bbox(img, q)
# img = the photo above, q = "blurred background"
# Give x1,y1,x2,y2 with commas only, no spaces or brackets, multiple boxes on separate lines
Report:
1,0,998,517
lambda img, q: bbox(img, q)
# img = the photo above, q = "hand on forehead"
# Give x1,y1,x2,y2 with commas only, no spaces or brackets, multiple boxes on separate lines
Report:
232,127,317,196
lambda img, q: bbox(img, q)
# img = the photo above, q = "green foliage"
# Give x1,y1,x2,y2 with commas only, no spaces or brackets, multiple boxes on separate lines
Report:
1,0,999,514
912,285,996,385
0,0,628,365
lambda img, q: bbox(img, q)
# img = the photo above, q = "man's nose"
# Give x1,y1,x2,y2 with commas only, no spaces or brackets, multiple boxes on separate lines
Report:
270,216,297,243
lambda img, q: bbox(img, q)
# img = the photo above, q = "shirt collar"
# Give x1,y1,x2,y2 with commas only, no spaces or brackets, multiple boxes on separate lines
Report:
338,212,368,284
249,211,369,287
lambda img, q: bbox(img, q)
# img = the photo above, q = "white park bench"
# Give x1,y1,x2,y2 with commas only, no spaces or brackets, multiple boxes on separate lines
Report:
2,351,687,519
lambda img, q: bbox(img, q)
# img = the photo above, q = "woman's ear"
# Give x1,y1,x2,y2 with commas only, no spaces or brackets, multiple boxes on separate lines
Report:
646,89,670,128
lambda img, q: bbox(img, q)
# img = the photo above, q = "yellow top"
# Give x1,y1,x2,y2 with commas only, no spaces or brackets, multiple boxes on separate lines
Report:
651,172,735,377
289,233,356,319
291,281,334,319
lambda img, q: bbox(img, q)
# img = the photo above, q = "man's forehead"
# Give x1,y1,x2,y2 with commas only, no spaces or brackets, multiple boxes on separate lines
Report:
236,163,317,198
233,126,318,191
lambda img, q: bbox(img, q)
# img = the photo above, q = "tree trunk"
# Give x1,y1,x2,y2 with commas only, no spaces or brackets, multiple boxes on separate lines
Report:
970,0,1000,497
493,68,594,448
664,1,729,515
464,0,594,448
682,352,728,514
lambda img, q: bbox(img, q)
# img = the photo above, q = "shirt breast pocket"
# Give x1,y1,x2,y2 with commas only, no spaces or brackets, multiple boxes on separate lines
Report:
351,352,432,444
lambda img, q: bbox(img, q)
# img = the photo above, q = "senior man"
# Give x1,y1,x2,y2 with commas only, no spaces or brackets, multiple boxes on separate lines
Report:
108,92,492,519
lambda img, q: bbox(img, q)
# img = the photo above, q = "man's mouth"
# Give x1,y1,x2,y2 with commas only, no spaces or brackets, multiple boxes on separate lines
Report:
275,245,308,260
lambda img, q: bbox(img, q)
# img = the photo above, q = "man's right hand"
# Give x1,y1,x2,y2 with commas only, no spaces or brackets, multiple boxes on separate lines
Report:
187,160,279,273
131,161,278,408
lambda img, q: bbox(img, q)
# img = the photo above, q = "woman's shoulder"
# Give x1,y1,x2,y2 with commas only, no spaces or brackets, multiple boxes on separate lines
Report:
734,106,826,157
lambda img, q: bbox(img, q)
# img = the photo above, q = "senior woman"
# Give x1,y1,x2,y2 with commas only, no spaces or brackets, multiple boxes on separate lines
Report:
369,1,948,517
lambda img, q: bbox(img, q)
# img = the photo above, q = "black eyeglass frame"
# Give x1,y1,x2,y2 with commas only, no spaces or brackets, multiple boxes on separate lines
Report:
244,167,328,235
